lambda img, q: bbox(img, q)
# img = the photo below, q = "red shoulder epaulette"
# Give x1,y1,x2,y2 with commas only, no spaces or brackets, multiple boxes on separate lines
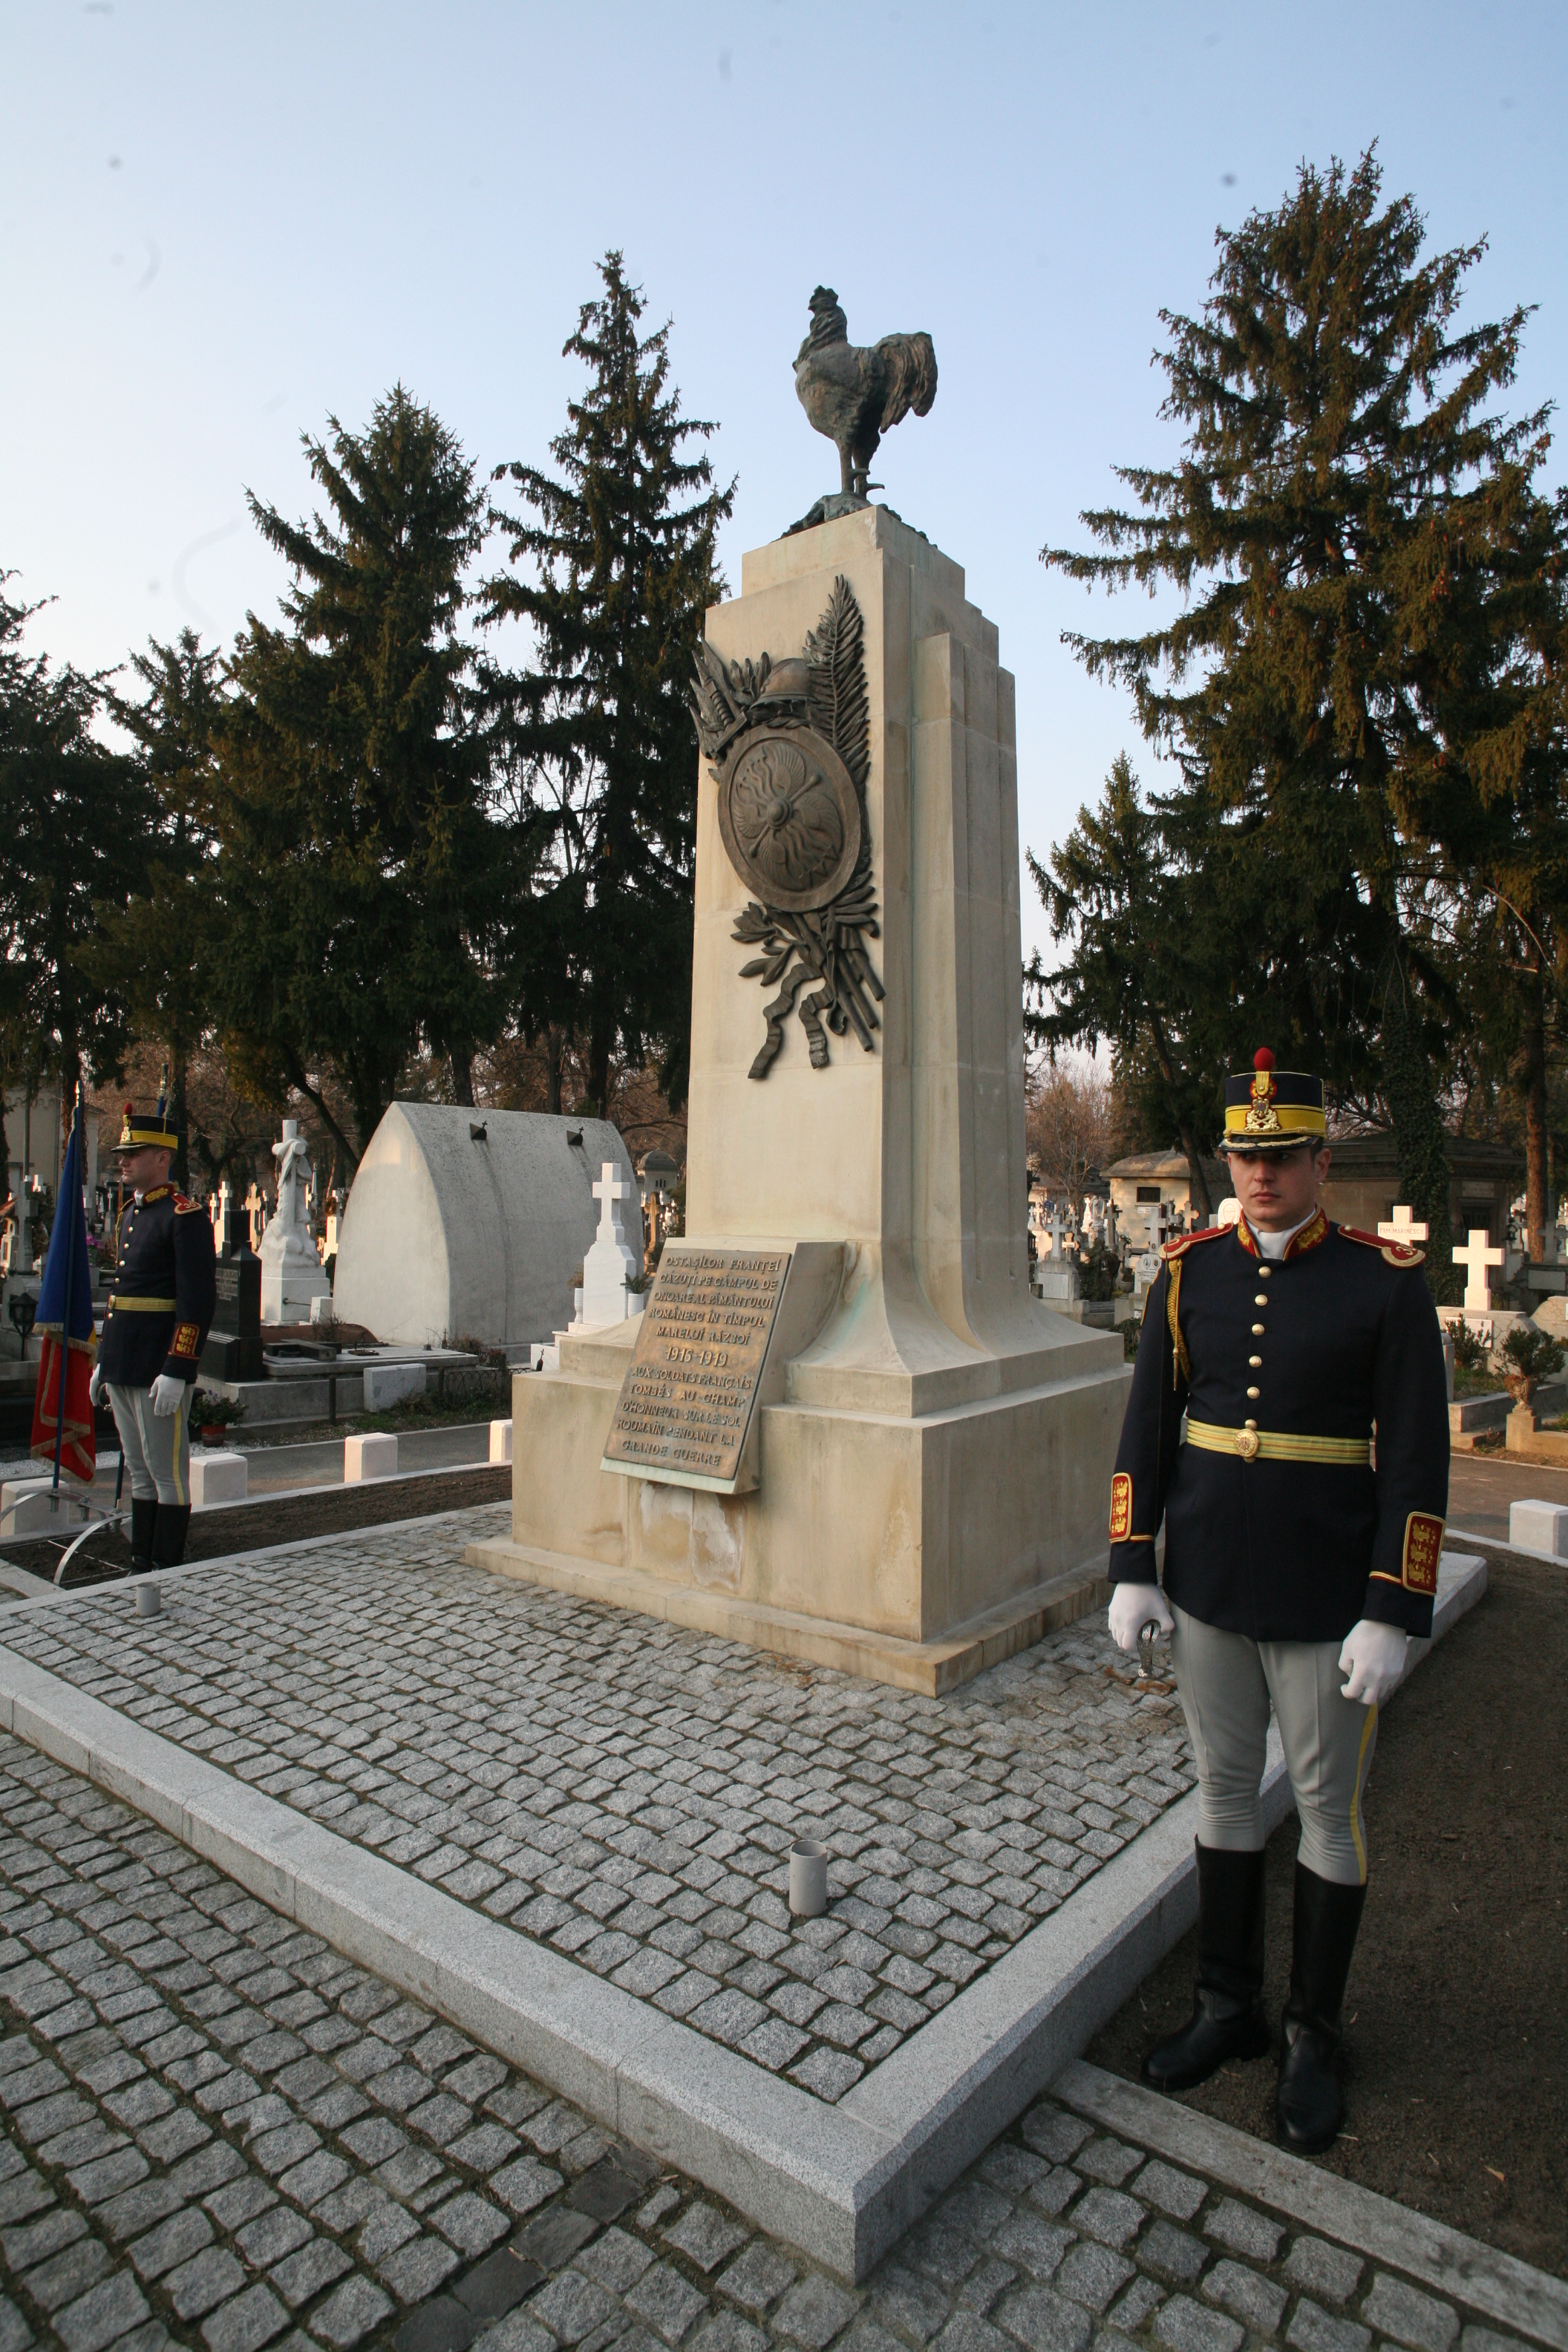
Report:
172,1191,203,1215
1338,1224,1425,1267
1160,1225,1229,1263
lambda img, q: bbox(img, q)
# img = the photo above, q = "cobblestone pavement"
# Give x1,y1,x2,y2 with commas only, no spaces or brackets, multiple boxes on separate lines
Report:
0,1512,1192,2102
1,1731,1532,2352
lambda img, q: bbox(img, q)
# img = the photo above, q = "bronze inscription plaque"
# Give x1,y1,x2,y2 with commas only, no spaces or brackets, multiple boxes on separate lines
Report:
601,1247,791,1492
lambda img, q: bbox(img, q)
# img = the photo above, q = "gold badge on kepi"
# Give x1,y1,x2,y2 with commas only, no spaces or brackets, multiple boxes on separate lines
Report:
1221,1050,1327,1154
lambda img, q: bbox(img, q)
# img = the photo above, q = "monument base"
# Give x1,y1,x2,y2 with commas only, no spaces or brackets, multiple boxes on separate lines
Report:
470,1293,1126,1695
465,1532,1104,1695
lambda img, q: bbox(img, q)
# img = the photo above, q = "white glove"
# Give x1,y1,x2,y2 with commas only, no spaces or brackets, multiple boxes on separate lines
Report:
1108,1581,1174,1654
89,1362,106,1406
1338,1618,1408,1707
150,1373,186,1419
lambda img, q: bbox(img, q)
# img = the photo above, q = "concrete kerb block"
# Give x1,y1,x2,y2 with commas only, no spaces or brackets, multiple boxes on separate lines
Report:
362,1361,425,1413
1508,1498,1568,1558
344,1431,398,1481
489,1417,513,1466
1,1480,91,1538
189,1451,247,1508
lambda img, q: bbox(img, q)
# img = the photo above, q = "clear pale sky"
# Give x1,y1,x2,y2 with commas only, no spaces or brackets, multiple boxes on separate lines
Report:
4,1,1564,965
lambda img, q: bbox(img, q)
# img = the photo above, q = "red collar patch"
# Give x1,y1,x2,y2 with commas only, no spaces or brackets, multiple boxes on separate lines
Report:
1236,1206,1329,1261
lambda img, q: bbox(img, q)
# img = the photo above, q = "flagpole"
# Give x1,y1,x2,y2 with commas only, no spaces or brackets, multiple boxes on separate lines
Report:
51,1082,83,1493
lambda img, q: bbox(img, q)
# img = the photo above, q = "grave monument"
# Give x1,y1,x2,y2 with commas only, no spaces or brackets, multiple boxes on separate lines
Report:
257,1121,332,1324
471,298,1129,1691
333,1106,638,1350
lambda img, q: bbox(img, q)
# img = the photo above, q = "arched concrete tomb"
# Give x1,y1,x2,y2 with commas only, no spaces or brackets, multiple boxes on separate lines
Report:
333,1104,640,1348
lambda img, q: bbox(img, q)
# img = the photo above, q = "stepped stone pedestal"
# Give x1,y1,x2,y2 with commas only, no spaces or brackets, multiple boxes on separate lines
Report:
469,506,1128,1690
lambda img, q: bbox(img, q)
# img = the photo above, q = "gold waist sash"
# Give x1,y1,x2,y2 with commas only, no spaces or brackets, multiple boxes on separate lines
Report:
106,1295,176,1312
1186,1417,1371,1466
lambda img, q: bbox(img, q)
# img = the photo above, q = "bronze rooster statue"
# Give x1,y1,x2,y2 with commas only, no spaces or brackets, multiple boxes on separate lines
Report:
793,287,937,501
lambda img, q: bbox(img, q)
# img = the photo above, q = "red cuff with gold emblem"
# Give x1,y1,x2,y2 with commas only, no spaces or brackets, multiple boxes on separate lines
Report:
1108,1472,1132,1543
1399,1511,1443,1595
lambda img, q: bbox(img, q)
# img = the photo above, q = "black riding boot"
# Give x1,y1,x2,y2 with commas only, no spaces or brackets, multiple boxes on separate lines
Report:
128,1497,157,1574
151,1503,191,1569
1276,1862,1368,2152
1142,1844,1272,2091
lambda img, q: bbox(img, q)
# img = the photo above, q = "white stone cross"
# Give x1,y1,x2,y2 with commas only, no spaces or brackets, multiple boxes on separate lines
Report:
592,1163,632,1224
1048,1206,1068,1257
1453,1228,1505,1315
1378,1203,1429,1247
582,1161,641,1327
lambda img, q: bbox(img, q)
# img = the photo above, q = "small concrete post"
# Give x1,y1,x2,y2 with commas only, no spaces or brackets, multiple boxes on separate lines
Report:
788,1838,828,1918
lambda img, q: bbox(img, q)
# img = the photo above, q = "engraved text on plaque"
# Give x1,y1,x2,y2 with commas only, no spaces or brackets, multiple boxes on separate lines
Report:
601,1247,791,1494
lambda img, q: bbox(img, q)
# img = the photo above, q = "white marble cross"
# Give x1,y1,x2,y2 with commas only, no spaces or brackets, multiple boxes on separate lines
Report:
1378,1203,1429,1247
1453,1228,1505,1314
582,1162,641,1326
592,1162,632,1226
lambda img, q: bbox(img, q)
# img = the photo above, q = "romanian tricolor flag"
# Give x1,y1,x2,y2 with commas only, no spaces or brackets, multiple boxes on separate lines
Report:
30,1105,97,1486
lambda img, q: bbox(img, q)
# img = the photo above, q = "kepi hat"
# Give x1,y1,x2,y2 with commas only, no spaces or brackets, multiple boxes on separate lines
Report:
114,1066,180,1156
1221,1048,1326,1156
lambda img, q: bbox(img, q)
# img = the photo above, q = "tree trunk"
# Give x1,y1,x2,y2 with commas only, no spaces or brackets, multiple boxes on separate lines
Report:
449,1051,475,1108
1149,1013,1213,1218
285,1059,360,1183
170,1043,189,1194
1517,970,1549,1261
546,1029,563,1118
588,1026,612,1126
1379,957,1456,1301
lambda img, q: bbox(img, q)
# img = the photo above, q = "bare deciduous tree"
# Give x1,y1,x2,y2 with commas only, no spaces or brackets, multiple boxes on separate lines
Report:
1026,1056,1114,1221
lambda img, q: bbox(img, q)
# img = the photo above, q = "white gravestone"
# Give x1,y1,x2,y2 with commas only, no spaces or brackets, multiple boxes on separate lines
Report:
1453,1229,1504,1316
1131,1243,1163,1313
581,1163,643,1327
1378,1204,1429,1249
258,1120,333,1324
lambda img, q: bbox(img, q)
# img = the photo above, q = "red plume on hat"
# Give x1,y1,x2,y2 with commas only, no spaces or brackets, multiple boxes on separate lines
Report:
1252,1048,1275,1072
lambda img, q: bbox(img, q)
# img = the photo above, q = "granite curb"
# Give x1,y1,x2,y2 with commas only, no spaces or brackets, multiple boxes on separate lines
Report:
0,1550,1487,2284
1055,2059,1568,2351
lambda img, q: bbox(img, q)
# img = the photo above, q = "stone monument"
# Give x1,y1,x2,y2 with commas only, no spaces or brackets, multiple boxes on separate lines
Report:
258,1120,333,1324
473,500,1128,1686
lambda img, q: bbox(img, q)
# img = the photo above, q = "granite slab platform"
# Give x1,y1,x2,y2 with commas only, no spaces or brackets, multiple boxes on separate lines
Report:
0,1512,1486,2277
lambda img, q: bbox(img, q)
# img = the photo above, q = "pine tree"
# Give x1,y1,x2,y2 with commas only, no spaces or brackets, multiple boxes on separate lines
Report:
216,388,503,1166
0,578,148,1159
480,252,733,1119
1029,757,1221,1212
1042,151,1564,1293
102,630,225,1191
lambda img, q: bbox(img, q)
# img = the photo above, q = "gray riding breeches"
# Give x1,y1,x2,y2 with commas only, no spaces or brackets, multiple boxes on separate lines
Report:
1171,1604,1379,1886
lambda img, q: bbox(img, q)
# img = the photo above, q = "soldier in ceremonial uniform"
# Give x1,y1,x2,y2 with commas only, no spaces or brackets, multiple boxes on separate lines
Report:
1107,1049,1448,2151
88,1098,217,1573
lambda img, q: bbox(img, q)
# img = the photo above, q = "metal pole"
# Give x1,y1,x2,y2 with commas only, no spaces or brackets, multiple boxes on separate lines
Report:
51,1084,82,1492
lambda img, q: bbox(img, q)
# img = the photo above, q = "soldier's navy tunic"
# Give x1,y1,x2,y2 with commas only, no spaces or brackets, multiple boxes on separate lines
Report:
1108,1211,1449,1644
97,1184,216,1390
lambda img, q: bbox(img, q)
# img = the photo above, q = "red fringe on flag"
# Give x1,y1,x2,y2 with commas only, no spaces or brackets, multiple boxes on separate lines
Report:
30,1333,97,1486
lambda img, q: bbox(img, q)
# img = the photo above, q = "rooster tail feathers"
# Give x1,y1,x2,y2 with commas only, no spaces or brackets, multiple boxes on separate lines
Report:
875,332,938,431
